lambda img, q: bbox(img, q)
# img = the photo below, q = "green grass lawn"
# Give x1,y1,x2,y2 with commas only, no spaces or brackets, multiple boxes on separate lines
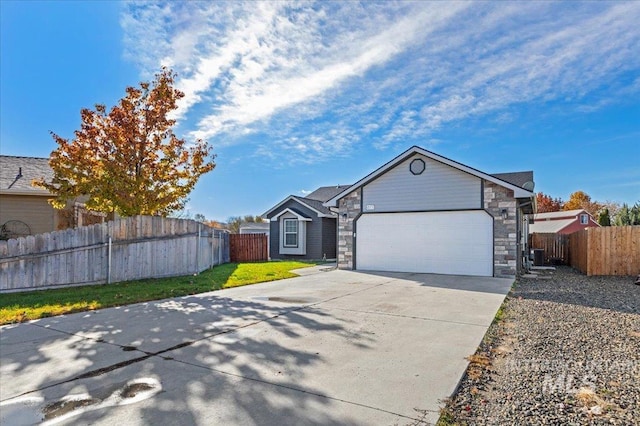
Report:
0,261,315,325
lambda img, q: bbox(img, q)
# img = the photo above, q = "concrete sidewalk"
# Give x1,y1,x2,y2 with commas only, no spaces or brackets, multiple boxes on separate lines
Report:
0,270,512,425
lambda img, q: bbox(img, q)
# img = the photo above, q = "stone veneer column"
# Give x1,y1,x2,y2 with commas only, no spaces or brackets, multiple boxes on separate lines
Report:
337,189,361,269
484,181,518,277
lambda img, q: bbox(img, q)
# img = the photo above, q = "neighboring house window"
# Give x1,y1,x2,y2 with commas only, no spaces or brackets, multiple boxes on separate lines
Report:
580,214,588,225
284,219,298,247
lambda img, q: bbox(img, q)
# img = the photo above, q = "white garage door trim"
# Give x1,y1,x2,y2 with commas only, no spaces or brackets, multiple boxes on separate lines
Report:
356,210,493,277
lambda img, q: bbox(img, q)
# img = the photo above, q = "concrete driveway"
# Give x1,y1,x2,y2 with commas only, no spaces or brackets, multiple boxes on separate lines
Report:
0,269,512,425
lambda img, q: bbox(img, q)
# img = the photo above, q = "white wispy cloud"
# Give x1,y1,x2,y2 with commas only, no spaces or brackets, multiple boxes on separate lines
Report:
121,1,640,162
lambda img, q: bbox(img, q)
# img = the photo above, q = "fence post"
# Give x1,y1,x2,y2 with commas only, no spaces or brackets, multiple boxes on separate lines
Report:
214,229,216,268
196,223,201,274
107,236,112,284
219,232,223,265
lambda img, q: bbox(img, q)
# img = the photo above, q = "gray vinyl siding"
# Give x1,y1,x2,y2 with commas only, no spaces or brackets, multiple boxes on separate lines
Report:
267,199,330,260
362,154,481,212
321,217,337,259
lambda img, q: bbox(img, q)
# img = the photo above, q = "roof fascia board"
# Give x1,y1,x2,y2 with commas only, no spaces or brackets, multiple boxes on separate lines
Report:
0,190,52,196
270,208,313,221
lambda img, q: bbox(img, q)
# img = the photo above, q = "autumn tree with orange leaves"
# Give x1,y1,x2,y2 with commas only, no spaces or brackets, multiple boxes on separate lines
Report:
36,68,215,217
536,192,563,213
562,190,602,217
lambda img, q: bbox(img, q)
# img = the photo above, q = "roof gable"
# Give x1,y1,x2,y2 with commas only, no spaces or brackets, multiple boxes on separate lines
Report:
262,195,336,218
270,207,313,221
324,146,534,207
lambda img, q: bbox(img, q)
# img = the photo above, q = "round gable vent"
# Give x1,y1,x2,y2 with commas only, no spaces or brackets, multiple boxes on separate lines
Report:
409,158,426,175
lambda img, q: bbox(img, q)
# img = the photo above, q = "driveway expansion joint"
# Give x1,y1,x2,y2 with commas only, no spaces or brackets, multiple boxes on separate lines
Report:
319,306,489,328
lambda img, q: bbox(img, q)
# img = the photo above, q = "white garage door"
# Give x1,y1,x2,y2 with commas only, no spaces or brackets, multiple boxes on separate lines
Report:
356,211,493,276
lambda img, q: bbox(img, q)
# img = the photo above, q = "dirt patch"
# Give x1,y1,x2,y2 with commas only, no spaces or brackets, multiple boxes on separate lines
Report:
43,397,99,420
121,382,155,399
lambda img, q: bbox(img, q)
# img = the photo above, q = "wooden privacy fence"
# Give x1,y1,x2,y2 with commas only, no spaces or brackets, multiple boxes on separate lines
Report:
531,233,569,264
568,226,640,276
0,216,230,293
230,234,268,262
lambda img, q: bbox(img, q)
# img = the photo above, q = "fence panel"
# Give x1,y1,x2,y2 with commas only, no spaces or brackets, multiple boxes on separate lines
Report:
531,233,569,264
0,216,231,292
230,234,268,262
569,226,640,276
568,229,588,273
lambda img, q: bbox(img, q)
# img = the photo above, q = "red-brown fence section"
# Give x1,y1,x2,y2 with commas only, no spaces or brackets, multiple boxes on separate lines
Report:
531,226,640,276
230,234,268,262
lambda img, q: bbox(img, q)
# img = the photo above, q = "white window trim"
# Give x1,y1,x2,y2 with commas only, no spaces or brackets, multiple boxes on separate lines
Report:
283,218,298,248
580,214,588,225
279,214,307,255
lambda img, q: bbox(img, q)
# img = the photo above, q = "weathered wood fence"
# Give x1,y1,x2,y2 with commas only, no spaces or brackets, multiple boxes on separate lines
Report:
531,233,569,264
568,226,640,276
230,234,268,262
0,216,230,293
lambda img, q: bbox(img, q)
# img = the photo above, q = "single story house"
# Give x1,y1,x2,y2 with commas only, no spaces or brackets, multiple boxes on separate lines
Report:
262,185,351,261
529,209,599,235
323,146,536,278
0,155,107,239
0,155,60,237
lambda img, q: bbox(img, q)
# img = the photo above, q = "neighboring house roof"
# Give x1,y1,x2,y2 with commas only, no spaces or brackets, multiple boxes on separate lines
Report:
529,218,575,233
324,146,535,207
491,171,534,188
305,185,352,202
533,209,589,220
0,155,52,196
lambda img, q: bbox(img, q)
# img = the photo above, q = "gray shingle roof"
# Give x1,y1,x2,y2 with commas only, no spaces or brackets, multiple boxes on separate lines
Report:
291,196,333,215
304,185,352,202
0,156,52,194
491,171,534,189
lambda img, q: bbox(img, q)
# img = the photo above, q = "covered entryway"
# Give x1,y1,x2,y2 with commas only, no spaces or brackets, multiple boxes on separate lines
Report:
356,210,494,276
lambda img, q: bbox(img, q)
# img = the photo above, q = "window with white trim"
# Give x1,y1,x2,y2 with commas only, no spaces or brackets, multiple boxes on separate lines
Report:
283,219,298,247
580,214,588,225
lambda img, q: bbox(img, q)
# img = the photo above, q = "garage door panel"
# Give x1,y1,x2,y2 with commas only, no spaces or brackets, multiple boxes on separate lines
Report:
356,211,493,276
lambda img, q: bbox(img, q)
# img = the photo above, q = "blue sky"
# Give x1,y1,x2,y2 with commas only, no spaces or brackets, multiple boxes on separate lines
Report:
1,1,639,221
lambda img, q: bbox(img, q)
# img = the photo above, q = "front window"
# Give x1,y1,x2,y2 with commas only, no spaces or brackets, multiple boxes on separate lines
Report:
284,219,298,247
580,214,588,225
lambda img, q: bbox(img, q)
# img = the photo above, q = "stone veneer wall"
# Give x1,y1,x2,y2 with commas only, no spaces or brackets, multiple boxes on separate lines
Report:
484,181,518,277
337,189,361,269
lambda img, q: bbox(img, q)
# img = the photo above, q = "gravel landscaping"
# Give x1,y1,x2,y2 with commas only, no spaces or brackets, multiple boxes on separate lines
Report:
441,266,640,425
